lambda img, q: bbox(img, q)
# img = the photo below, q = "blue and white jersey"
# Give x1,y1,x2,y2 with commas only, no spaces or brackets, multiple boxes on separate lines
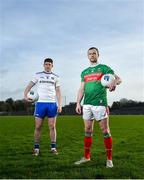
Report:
31,71,60,103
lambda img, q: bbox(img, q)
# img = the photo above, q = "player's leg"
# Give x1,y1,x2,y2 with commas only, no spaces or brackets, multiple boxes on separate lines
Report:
91,105,113,167
99,117,113,168
47,102,58,154
33,102,45,156
84,119,94,159
75,120,94,165
48,117,58,154
75,105,93,165
33,117,43,156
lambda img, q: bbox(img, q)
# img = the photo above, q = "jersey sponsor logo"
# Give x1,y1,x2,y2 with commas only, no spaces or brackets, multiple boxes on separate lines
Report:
84,73,103,82
39,80,55,84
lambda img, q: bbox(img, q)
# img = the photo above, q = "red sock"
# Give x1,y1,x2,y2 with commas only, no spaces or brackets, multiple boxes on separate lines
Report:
104,137,113,160
84,137,92,159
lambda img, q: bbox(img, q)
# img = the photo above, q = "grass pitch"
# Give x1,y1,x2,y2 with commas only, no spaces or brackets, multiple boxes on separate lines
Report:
0,115,144,179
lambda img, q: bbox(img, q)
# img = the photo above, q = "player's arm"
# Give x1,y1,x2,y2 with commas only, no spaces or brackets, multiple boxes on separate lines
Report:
109,74,122,91
56,86,62,113
24,81,35,102
76,82,85,114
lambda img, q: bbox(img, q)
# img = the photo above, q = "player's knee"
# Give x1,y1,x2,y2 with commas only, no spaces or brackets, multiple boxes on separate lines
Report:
35,126,41,132
49,123,55,130
85,126,93,136
85,127,92,133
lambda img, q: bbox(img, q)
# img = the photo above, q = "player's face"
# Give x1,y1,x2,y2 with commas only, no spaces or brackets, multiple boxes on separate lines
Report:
88,49,99,63
44,62,53,72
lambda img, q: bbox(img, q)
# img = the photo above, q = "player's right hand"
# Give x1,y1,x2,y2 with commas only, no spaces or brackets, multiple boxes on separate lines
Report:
76,103,82,114
24,96,33,102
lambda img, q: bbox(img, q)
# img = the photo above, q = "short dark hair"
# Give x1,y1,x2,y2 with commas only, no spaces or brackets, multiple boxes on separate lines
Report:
44,58,53,64
88,47,99,56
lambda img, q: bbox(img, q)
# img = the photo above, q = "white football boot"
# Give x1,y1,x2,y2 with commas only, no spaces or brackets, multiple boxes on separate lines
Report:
51,148,58,155
33,148,39,156
106,160,113,168
74,157,90,165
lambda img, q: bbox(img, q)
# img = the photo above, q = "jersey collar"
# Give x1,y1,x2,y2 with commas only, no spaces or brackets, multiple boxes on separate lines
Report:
90,63,99,67
43,71,52,74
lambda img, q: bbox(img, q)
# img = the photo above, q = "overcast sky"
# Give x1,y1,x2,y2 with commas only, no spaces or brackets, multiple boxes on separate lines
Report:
0,0,143,106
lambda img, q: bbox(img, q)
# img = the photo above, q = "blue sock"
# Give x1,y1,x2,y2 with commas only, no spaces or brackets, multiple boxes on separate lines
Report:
34,143,39,149
51,142,56,149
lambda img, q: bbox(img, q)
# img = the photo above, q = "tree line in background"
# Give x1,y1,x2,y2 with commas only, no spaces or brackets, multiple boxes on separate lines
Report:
0,98,144,115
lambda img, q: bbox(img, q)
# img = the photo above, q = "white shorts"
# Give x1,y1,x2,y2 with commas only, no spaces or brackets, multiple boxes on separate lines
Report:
83,105,109,121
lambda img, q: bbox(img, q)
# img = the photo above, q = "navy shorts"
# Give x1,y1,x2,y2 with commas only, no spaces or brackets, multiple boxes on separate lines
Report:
34,102,58,118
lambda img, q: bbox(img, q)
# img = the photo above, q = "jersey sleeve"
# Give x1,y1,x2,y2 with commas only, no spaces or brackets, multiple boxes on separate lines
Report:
31,73,38,84
81,72,84,82
55,76,60,87
104,65,114,75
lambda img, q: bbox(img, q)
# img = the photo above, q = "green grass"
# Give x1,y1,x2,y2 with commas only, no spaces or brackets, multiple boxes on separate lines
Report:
0,115,144,179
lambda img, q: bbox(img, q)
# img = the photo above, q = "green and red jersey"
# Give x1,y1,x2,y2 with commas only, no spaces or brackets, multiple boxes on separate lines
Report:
81,64,114,106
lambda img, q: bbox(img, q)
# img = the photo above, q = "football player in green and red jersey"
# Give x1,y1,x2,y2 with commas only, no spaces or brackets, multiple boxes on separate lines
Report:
75,47,122,168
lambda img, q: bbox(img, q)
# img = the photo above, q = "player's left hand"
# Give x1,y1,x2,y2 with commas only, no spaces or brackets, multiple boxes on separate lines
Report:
57,106,62,113
108,81,117,92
